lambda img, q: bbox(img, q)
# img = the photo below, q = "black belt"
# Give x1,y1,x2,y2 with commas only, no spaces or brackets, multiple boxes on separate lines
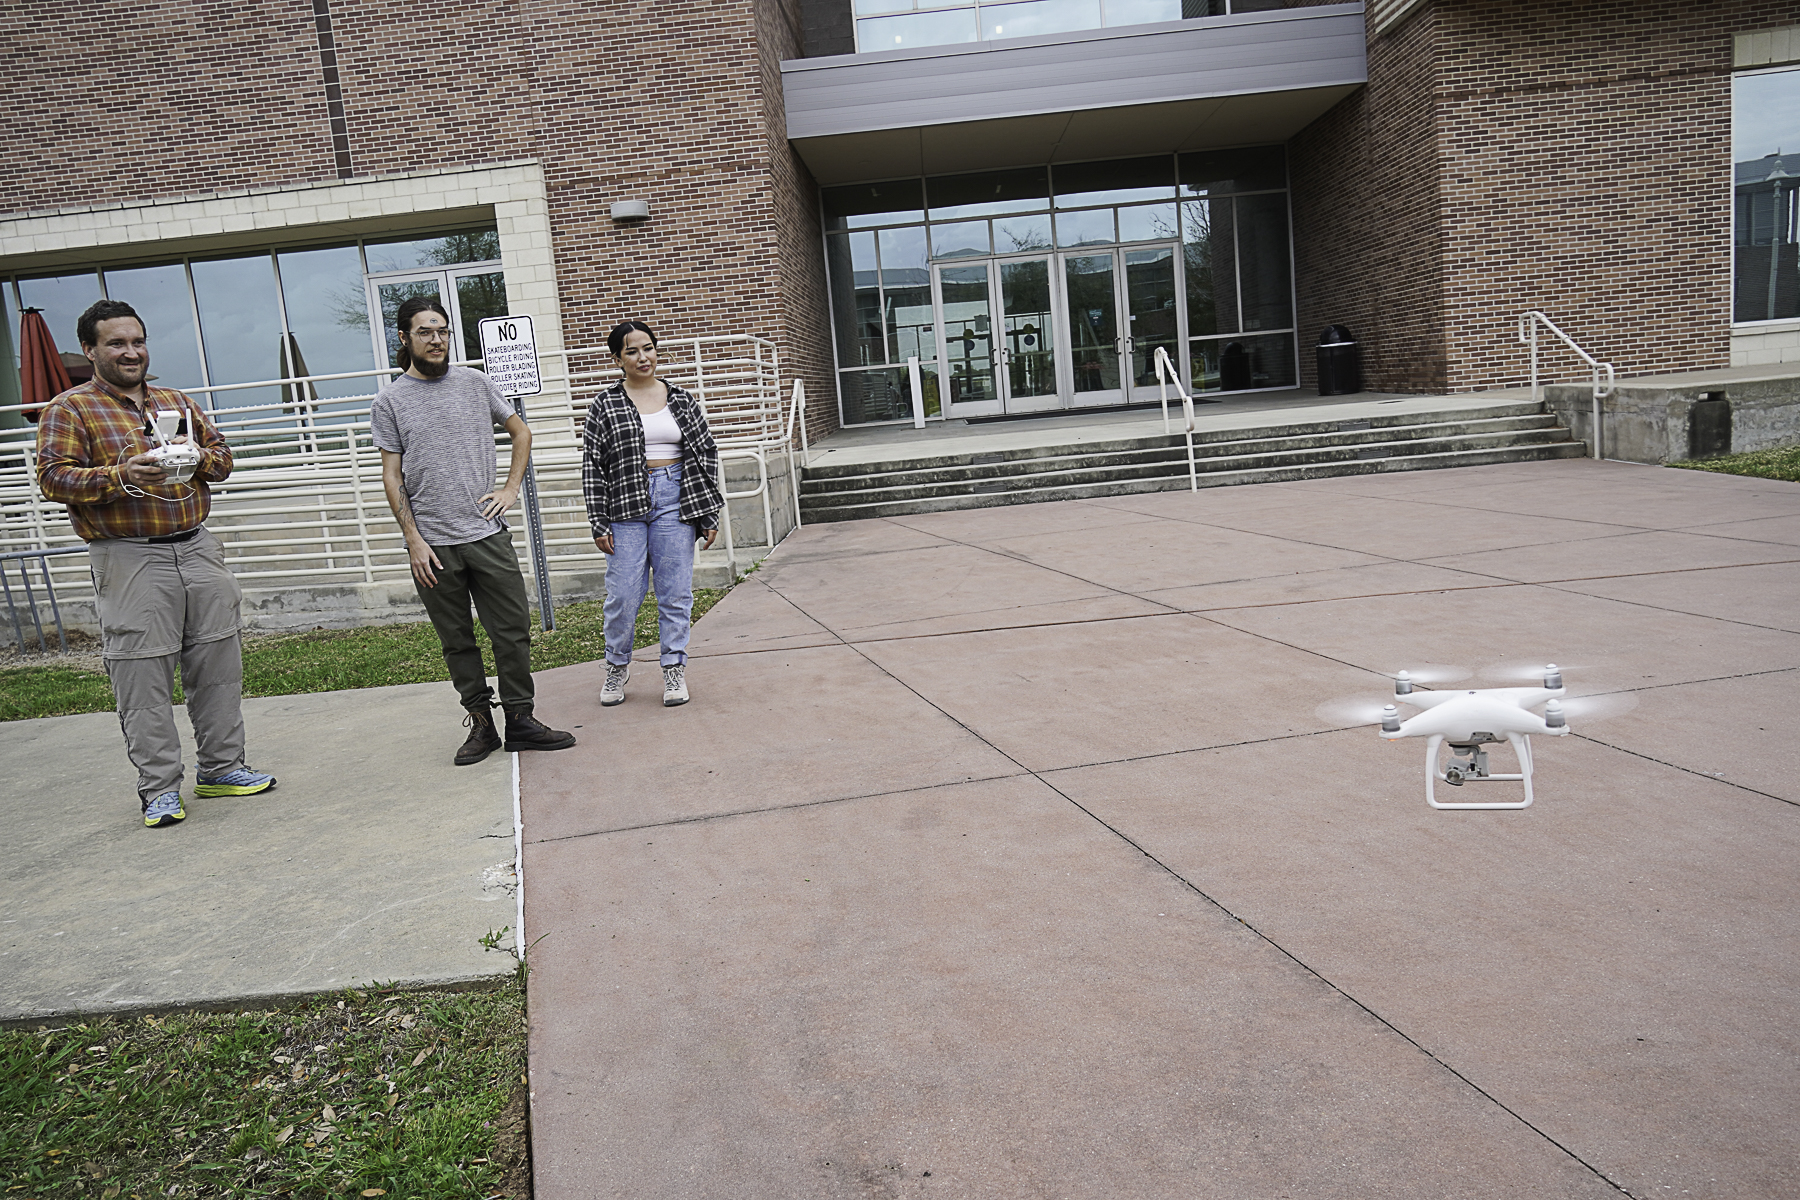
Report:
146,527,202,545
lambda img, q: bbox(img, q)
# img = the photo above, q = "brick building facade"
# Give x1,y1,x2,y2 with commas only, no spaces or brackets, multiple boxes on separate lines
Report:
3,0,1797,434
1294,0,1798,394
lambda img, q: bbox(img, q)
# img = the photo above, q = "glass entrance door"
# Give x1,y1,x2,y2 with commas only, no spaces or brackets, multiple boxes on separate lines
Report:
1122,246,1180,402
1062,252,1122,406
1059,245,1184,408
996,257,1058,413
935,263,999,414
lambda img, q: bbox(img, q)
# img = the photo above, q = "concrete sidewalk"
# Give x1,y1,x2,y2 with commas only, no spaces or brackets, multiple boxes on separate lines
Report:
0,681,527,1025
521,457,1800,1199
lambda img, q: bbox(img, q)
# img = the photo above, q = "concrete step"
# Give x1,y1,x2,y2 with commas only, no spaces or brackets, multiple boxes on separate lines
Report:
801,402,1551,481
799,404,1585,522
801,441,1588,522
800,415,1564,497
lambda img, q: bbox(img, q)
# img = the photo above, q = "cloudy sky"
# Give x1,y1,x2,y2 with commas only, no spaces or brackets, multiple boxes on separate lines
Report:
1736,67,1800,163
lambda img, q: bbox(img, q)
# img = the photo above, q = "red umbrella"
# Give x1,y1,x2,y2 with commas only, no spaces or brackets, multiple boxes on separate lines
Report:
19,309,73,425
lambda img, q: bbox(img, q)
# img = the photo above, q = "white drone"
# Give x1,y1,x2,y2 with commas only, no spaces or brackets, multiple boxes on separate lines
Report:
1318,663,1637,810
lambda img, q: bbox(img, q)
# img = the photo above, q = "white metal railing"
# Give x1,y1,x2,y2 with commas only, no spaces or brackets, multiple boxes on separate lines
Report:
1153,346,1200,493
1519,311,1615,461
0,335,788,602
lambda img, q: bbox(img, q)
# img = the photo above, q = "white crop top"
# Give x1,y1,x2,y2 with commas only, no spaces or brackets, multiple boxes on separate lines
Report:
641,405,683,461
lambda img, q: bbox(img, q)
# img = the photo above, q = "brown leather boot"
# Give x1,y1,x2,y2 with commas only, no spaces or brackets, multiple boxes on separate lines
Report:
455,705,504,766
503,707,577,752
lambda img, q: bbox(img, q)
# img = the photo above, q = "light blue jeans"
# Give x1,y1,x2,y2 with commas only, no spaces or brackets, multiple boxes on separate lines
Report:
603,463,697,668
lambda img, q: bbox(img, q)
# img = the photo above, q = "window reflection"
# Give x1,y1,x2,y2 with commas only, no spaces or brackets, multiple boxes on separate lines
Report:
1055,208,1114,247
1182,198,1237,337
856,7,979,48
16,273,103,366
993,214,1053,253
827,232,883,367
191,255,284,410
1053,156,1176,208
277,245,377,400
1733,66,1800,322
879,227,934,363
932,221,991,259
102,263,206,393
1234,192,1292,331
365,229,500,273
455,271,509,361
823,179,926,231
982,0,1101,41
927,167,1049,221
1117,203,1179,242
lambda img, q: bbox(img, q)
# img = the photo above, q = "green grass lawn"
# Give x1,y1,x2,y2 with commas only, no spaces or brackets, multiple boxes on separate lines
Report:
0,590,728,722
1,978,529,1198
1667,443,1800,483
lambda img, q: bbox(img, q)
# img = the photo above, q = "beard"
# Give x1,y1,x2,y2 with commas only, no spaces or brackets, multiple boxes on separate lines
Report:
95,357,147,391
412,353,450,379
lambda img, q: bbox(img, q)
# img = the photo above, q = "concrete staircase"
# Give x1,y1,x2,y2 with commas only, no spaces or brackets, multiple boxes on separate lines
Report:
799,401,1585,523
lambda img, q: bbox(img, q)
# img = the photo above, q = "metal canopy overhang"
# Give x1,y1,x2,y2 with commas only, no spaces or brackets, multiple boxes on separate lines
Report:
782,3,1367,186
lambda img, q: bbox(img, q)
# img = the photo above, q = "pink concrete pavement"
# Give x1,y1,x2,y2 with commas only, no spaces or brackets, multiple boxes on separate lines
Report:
521,459,1800,1199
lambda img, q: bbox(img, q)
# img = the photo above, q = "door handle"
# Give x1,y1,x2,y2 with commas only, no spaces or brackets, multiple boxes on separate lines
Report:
1126,336,1136,353
1114,337,1122,356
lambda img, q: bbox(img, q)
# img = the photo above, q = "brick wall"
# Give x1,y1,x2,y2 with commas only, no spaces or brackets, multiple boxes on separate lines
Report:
2,0,332,210
1294,0,1793,395
2,0,840,443
1291,4,1445,393
756,0,838,447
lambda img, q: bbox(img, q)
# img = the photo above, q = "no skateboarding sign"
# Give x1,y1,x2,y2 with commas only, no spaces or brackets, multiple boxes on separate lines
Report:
477,313,554,630
478,314,542,398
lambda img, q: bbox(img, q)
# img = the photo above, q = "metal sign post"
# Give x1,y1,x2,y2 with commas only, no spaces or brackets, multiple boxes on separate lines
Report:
478,315,556,632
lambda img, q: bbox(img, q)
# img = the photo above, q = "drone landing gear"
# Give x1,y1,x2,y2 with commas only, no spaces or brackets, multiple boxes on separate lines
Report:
1424,733,1535,810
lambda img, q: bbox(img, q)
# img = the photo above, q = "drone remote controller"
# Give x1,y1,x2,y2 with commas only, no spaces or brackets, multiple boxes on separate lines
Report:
143,442,201,484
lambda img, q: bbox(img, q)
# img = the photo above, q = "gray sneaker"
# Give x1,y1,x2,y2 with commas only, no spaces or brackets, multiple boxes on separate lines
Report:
662,664,689,707
601,662,629,706
142,790,186,828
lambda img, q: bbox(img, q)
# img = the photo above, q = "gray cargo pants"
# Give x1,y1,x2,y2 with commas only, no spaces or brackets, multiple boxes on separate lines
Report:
89,528,248,806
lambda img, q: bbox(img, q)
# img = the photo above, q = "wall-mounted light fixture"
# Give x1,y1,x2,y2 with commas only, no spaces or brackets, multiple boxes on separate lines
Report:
610,200,650,222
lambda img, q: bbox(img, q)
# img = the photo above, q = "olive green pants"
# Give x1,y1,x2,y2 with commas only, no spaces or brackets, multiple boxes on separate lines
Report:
414,530,535,712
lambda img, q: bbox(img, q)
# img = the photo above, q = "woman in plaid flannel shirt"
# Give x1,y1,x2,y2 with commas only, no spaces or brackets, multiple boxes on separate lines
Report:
582,321,724,708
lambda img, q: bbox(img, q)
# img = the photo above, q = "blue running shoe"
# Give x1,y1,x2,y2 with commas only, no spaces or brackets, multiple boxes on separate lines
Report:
143,791,186,827
194,768,277,798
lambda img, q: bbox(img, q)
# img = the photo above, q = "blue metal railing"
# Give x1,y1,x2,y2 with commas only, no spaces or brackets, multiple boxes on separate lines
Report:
1,546,88,654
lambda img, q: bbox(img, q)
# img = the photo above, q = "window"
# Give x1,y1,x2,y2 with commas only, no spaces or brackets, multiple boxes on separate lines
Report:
852,0,1296,53
1734,65,1800,323
821,147,1294,423
4,226,504,421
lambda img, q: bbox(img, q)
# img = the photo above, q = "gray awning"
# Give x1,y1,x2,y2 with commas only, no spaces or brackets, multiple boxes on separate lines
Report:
782,4,1367,184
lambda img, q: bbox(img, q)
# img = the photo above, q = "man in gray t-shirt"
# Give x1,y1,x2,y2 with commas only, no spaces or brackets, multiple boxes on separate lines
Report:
371,296,574,765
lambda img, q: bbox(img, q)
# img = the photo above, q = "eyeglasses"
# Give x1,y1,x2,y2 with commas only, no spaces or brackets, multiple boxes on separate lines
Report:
410,327,452,343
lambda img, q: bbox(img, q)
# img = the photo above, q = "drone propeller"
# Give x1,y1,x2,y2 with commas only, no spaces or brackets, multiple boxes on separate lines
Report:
1551,691,1640,723
1480,660,1591,686
1315,696,1400,727
1374,663,1471,687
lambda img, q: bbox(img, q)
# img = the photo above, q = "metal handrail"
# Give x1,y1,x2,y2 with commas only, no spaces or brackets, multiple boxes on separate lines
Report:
0,335,785,603
1152,347,1200,493
783,379,809,530
1519,311,1615,461
0,545,88,654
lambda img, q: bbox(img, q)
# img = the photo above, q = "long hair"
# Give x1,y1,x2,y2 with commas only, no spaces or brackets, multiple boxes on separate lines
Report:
394,296,450,370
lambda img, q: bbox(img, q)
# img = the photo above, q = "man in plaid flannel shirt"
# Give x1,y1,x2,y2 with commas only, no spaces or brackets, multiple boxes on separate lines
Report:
36,300,275,828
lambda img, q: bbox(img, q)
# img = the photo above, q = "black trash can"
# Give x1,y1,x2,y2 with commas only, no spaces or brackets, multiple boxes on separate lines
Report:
1316,325,1362,396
